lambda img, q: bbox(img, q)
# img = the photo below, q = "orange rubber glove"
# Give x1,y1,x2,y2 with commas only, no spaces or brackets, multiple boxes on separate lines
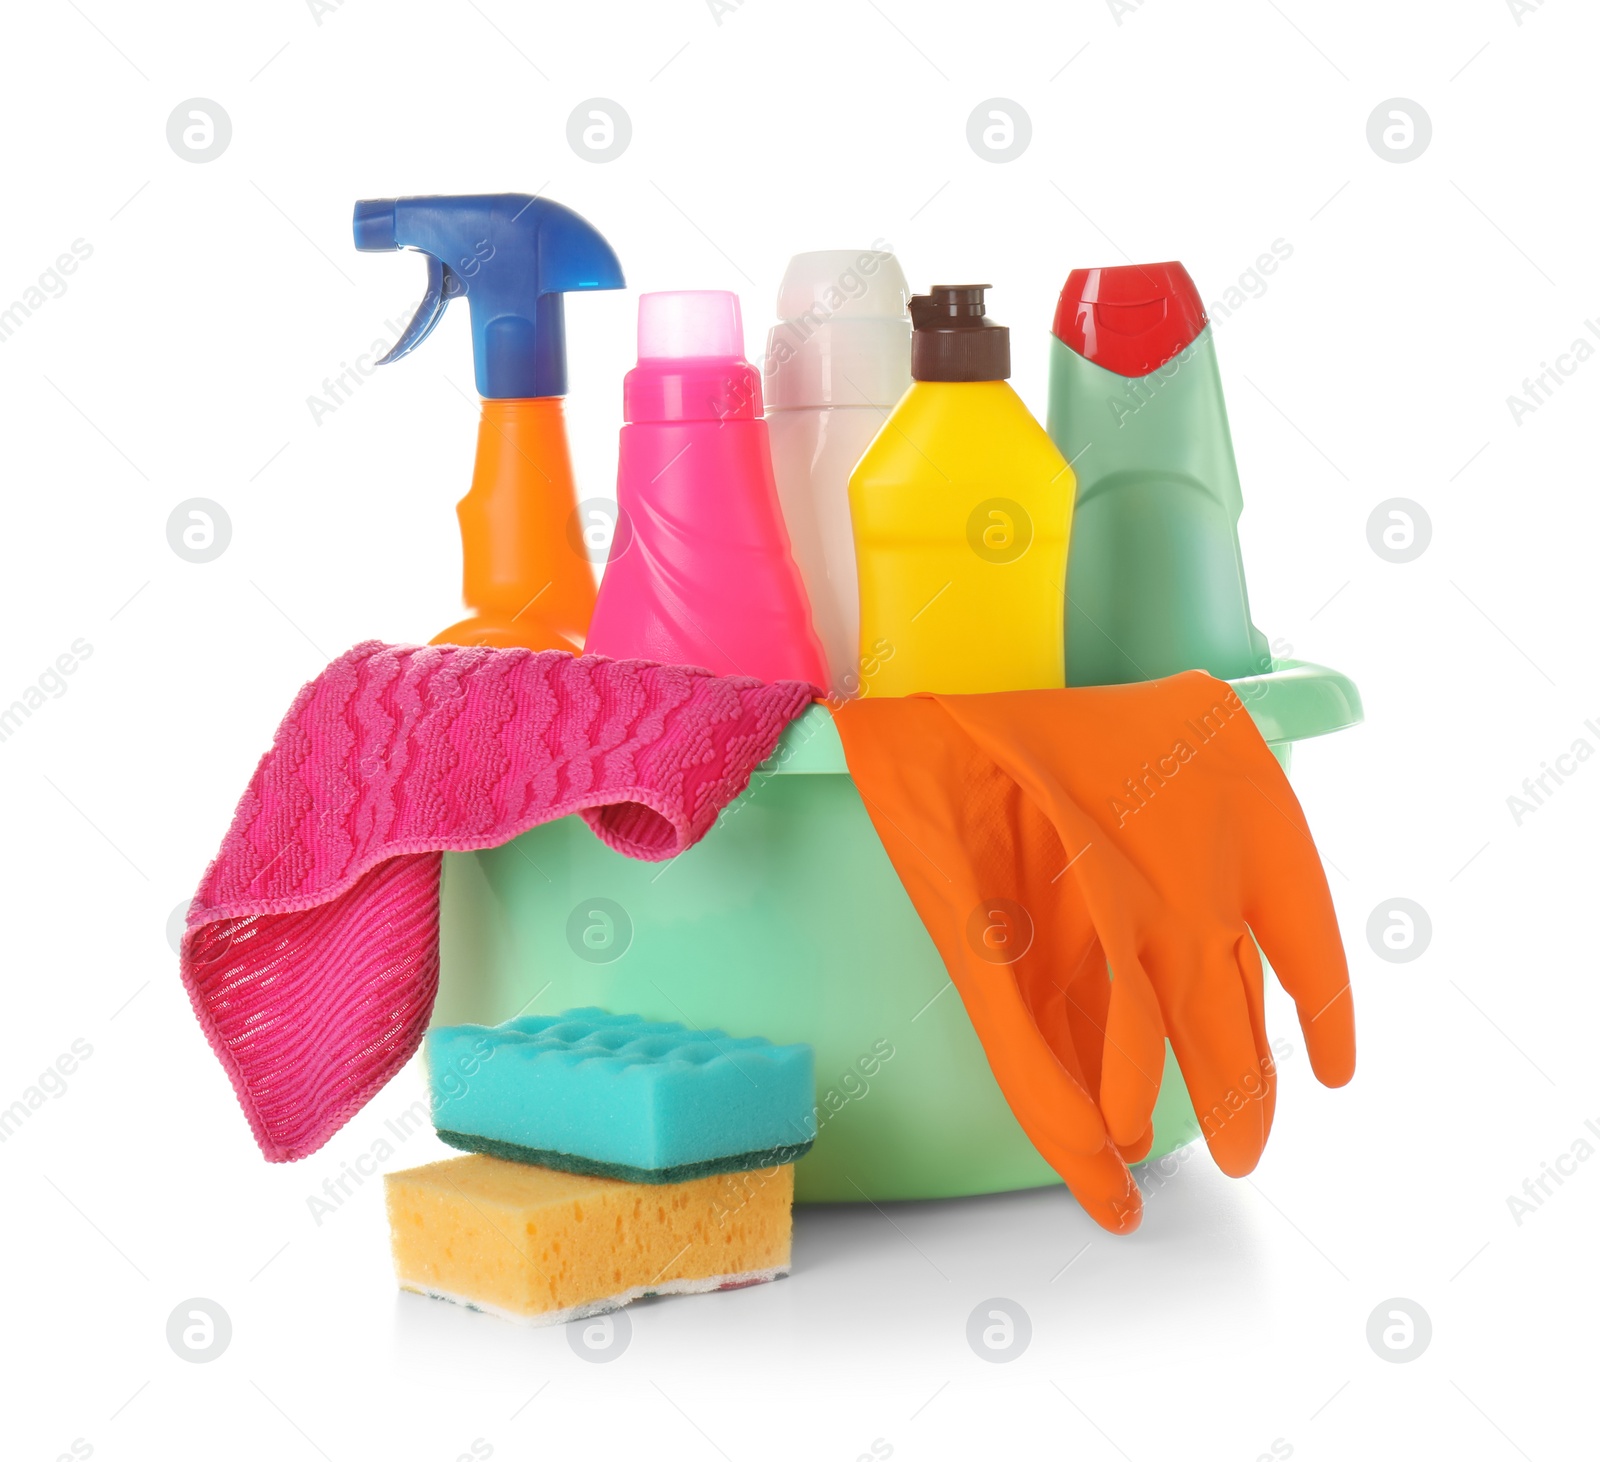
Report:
936,673,1355,1176
836,672,1355,1231
836,695,1146,1233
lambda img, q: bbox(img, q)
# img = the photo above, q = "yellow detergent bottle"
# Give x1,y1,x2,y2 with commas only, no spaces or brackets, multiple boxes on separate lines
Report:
850,285,1074,696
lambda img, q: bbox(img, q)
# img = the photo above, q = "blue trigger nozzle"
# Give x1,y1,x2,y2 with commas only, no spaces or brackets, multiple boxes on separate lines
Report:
377,256,461,367
352,193,625,399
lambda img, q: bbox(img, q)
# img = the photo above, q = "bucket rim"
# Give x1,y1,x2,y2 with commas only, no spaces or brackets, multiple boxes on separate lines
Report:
757,658,1363,776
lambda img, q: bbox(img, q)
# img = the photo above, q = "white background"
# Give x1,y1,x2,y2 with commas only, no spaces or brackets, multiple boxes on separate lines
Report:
3,1,1596,1458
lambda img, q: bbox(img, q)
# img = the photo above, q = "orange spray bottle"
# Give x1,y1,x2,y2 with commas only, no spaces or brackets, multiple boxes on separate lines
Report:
353,194,625,652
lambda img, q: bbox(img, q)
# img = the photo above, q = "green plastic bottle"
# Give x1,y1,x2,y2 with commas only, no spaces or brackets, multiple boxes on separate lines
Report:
1046,262,1271,687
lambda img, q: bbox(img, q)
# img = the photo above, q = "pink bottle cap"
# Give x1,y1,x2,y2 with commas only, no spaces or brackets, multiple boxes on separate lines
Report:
637,290,745,360
627,291,762,422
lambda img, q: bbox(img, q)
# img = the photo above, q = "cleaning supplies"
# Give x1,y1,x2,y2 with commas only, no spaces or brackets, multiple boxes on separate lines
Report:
849,286,1074,697
386,1154,794,1325
764,250,912,697
428,1009,815,1182
179,642,814,1163
435,653,1361,1203
584,291,829,688
352,193,625,653
1047,262,1271,685
834,671,1355,1231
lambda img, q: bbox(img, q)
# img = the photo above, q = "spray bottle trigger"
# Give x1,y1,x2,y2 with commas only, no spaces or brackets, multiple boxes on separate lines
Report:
378,254,467,367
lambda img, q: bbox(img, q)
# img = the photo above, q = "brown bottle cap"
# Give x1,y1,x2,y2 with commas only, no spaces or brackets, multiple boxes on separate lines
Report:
909,284,1010,382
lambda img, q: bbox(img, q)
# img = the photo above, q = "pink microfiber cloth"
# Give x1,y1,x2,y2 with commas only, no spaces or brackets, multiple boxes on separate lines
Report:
181,641,816,1163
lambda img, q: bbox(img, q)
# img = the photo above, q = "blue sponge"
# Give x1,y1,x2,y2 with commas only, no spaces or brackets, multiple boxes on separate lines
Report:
426,1009,816,1183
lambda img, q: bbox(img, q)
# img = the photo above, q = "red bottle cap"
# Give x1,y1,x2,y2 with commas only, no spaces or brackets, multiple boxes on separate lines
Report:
1052,262,1207,378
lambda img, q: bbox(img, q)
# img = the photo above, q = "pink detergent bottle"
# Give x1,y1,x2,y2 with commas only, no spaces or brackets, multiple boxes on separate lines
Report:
586,290,828,688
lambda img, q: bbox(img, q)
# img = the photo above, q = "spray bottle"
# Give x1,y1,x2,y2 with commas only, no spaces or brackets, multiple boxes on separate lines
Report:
1046,261,1270,686
352,193,624,652
764,249,911,698
850,286,1074,697
584,290,828,687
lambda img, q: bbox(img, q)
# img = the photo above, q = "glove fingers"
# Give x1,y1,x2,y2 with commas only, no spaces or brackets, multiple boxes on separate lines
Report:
918,923,1131,1209
1238,769,1356,1089
833,700,1114,1161
1003,942,1144,1227
1057,935,1112,1104
1098,950,1168,1151
1235,932,1277,1147
1165,942,1272,1178
1018,959,1093,1094
1055,1140,1143,1234
1117,1123,1155,1165
1060,939,1154,1165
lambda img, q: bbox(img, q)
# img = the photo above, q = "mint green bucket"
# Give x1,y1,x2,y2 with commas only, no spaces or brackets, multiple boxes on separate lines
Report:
435,660,1360,1203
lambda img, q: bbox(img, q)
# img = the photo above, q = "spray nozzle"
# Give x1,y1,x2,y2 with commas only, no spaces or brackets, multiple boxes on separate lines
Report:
352,193,625,399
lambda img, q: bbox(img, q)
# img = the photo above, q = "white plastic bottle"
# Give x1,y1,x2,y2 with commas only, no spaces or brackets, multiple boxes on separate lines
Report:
764,249,911,698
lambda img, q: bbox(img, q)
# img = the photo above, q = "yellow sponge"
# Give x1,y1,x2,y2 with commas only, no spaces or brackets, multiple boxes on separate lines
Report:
384,1154,793,1325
